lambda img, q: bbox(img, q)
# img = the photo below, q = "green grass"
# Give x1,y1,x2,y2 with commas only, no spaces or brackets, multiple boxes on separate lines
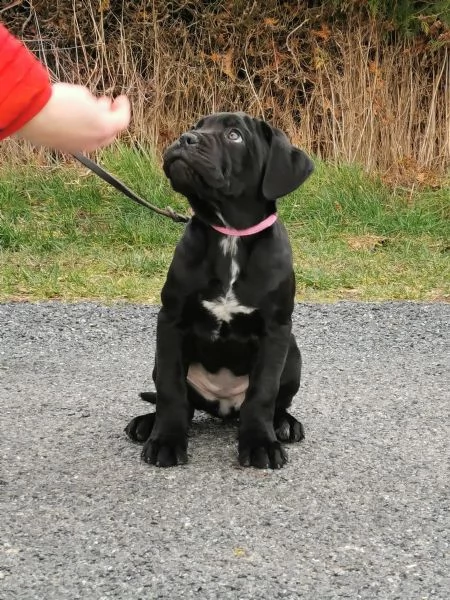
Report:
0,145,448,303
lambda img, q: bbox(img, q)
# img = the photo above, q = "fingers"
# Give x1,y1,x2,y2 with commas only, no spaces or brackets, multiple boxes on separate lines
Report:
109,95,131,130
16,82,132,153
95,95,131,142
97,96,113,109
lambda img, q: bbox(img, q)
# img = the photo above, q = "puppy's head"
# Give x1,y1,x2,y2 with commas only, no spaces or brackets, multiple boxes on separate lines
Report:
163,112,313,228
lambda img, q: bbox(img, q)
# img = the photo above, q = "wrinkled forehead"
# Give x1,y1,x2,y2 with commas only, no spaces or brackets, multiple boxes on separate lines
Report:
193,112,255,133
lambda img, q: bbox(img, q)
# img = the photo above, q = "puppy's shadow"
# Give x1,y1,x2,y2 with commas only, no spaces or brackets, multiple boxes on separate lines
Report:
189,414,238,439
187,415,241,467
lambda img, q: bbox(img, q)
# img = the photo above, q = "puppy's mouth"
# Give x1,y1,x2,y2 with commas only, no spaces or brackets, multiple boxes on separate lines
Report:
163,156,194,186
163,146,226,192
163,152,228,226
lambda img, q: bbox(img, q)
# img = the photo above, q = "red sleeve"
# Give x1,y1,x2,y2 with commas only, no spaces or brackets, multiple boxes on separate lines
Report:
0,23,52,140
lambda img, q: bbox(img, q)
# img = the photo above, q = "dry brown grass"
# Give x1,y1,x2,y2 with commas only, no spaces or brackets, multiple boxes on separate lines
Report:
2,1,449,184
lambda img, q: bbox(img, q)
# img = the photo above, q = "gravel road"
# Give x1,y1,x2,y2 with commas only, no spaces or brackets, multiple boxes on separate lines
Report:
1,301,449,599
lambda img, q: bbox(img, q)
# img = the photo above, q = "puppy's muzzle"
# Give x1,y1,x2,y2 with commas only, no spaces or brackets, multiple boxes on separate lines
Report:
163,131,226,191
179,131,199,147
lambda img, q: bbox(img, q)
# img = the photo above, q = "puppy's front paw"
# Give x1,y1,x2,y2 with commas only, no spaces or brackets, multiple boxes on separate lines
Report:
238,435,287,469
141,436,188,467
274,410,305,443
125,412,156,443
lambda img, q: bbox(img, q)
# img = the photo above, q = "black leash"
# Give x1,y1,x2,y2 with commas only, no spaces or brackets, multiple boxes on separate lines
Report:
72,152,190,224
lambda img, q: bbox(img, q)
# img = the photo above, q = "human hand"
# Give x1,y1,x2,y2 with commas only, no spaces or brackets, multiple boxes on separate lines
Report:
15,82,131,153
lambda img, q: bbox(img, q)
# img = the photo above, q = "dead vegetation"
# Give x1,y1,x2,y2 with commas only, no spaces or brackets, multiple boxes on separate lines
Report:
2,1,449,185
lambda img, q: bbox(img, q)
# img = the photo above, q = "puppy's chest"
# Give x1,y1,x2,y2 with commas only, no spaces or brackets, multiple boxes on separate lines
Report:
201,237,254,326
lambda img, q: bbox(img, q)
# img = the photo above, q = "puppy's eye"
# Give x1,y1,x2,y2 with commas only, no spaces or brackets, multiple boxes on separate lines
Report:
227,129,243,143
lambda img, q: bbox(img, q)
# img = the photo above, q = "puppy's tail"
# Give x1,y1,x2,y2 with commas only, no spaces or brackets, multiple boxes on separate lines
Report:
140,391,157,404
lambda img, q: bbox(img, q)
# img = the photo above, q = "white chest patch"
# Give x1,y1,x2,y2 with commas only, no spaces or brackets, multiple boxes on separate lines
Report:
202,292,254,323
202,236,255,324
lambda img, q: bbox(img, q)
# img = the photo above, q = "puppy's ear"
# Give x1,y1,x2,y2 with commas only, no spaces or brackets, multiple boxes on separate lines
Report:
261,122,314,201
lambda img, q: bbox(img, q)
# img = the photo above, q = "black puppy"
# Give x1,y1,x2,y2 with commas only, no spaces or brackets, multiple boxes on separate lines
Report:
125,112,314,469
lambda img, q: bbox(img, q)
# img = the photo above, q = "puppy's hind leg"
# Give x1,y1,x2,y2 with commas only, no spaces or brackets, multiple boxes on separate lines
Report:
124,390,157,442
274,335,305,443
138,365,158,404
126,395,195,450
125,364,158,441
125,412,157,443
140,391,157,404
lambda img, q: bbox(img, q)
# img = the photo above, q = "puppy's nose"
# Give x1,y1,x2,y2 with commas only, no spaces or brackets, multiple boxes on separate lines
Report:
179,132,199,146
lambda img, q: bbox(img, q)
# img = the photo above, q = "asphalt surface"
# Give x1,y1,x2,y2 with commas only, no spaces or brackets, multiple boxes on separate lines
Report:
1,301,449,599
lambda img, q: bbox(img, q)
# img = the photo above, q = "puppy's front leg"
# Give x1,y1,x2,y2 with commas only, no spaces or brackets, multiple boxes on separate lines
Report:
141,309,190,467
239,323,291,469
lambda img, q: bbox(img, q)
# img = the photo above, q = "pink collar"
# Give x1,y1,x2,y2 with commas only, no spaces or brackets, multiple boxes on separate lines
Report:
211,213,277,237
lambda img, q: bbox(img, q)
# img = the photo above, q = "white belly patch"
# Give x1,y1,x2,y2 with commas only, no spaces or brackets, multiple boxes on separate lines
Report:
187,363,248,416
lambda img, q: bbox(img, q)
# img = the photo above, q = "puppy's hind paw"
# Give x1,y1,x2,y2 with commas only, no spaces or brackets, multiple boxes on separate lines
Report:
274,411,304,443
125,412,156,443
